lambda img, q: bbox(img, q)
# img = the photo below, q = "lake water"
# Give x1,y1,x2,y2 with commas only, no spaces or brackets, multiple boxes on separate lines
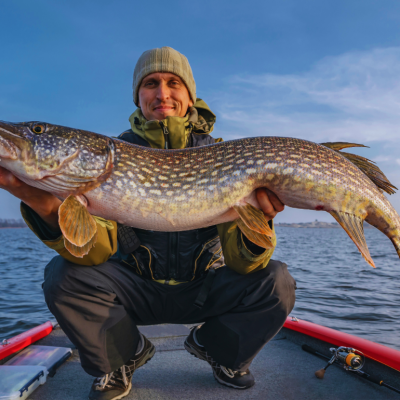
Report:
0,227,399,350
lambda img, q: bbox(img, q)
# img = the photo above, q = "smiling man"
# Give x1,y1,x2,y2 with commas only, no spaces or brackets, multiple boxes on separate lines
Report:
0,47,296,400
138,72,194,121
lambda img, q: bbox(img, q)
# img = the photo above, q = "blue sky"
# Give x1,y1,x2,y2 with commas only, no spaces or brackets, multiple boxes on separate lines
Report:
1,0,400,222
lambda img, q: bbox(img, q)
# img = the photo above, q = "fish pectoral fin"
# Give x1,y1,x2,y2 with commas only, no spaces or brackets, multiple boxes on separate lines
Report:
233,203,274,237
59,195,97,247
329,210,375,268
237,219,274,249
64,231,98,258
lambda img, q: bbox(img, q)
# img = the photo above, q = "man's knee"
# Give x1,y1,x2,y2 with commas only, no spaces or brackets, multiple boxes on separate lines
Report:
262,259,296,313
43,256,121,308
43,256,76,304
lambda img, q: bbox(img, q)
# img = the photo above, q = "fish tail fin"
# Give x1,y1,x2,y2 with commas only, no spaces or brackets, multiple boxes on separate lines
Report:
390,237,400,259
321,142,397,195
330,210,375,268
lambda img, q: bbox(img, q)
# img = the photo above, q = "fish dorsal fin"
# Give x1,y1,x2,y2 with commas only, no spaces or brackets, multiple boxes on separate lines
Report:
59,195,97,257
232,203,274,249
340,152,397,195
233,203,274,236
237,219,274,249
321,142,397,195
320,142,368,151
329,210,375,268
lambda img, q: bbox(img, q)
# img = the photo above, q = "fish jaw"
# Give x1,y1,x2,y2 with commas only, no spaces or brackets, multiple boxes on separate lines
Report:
0,134,19,161
0,121,114,196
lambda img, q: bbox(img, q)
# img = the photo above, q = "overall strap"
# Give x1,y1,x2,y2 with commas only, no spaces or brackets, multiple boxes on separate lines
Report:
191,133,215,148
118,130,151,147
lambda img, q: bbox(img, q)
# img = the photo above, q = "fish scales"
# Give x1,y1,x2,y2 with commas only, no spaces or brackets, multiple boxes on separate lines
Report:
87,136,393,233
0,121,399,266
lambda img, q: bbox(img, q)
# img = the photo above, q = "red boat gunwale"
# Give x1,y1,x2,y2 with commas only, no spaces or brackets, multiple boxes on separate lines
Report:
0,320,54,361
284,317,400,372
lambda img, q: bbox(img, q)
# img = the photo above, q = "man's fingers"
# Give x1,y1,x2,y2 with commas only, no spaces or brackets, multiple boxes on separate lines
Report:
0,166,12,186
265,189,285,212
256,188,285,220
0,167,21,190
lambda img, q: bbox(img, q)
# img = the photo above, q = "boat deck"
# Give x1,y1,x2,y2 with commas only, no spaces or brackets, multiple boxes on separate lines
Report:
17,324,400,399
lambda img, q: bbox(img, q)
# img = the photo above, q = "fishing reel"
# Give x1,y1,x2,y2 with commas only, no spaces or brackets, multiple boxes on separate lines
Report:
315,346,365,379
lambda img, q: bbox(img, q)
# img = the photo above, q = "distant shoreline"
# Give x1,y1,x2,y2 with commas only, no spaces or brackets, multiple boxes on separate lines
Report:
275,221,374,229
0,226,27,229
0,218,27,229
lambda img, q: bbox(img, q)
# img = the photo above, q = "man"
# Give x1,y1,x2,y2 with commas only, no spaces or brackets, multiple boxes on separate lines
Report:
0,47,296,400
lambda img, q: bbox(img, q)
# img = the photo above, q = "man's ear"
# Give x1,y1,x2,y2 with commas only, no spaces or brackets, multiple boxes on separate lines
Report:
188,99,194,107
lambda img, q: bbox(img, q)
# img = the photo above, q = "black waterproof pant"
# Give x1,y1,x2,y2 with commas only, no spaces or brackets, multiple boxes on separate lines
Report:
43,256,296,377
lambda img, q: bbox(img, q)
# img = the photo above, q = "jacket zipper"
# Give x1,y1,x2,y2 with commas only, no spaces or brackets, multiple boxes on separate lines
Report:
160,121,170,149
169,232,178,280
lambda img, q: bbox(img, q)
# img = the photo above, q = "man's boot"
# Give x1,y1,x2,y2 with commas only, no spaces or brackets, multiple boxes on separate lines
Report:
184,326,255,389
88,334,155,400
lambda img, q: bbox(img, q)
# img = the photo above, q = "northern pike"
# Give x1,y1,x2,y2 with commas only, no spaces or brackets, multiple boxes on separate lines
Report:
0,120,399,267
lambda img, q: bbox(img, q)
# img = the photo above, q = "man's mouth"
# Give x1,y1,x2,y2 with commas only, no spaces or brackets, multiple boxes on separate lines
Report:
153,105,175,112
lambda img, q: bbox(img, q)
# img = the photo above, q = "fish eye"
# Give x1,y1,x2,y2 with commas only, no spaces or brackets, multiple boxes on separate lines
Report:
32,124,46,134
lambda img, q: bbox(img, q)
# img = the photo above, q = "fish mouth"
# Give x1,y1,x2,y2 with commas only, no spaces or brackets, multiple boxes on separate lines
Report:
0,121,23,160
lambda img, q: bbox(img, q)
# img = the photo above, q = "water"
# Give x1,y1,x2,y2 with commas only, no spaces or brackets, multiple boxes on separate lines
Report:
274,227,400,350
0,227,399,350
0,229,55,338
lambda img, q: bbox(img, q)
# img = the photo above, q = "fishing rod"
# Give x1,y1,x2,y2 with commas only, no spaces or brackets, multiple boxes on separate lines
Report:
302,344,400,395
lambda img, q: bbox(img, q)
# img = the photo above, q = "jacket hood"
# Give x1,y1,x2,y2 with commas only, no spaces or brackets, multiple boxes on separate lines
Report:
128,98,216,149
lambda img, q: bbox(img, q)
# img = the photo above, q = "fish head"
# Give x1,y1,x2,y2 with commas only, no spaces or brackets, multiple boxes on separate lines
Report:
0,121,114,195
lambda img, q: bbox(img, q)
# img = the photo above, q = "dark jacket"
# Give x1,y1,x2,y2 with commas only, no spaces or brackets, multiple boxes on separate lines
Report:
113,127,223,283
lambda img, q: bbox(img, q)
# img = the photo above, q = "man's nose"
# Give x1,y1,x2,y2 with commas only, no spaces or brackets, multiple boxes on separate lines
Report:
156,82,171,101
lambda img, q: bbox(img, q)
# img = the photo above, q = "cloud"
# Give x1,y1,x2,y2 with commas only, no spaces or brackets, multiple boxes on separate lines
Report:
214,47,400,144
208,47,400,214
373,155,394,163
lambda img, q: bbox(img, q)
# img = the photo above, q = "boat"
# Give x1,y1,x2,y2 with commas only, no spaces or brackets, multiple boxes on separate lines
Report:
1,316,399,399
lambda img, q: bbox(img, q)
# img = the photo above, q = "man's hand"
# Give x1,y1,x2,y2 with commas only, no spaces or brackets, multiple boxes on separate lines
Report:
0,166,62,231
0,166,23,191
256,188,285,221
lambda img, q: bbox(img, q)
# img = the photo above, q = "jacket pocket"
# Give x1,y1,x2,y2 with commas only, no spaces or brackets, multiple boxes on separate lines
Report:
191,236,225,280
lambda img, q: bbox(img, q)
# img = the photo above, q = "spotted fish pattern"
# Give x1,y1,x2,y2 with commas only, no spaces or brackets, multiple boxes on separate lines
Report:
0,121,399,266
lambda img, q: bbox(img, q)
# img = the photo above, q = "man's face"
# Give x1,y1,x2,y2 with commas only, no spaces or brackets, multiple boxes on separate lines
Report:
138,72,194,121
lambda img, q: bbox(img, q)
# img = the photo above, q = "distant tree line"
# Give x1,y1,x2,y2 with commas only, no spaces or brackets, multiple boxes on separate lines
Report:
0,219,27,228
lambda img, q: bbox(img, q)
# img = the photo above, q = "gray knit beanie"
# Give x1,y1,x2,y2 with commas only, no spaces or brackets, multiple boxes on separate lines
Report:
133,47,196,106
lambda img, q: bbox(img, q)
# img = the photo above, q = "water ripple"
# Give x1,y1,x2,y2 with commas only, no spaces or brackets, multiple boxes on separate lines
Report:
274,227,400,350
0,229,54,338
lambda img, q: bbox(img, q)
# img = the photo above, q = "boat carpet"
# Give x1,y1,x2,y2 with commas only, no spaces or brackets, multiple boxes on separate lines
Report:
22,323,400,400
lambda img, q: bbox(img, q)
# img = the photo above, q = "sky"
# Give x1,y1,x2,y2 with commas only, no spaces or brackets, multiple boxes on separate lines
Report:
1,0,400,222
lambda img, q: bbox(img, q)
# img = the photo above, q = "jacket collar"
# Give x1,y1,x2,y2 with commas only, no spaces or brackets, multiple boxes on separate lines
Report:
128,98,216,149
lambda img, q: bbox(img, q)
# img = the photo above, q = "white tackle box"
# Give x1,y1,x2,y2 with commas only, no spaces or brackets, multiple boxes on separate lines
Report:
0,365,47,400
0,345,72,399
